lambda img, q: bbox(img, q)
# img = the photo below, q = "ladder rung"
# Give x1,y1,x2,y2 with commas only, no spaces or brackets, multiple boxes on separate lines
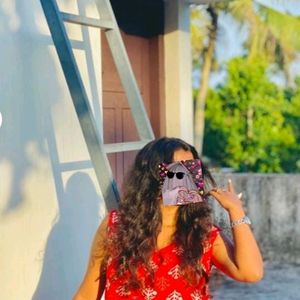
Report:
59,160,92,172
58,141,151,172
61,12,115,30
104,141,152,154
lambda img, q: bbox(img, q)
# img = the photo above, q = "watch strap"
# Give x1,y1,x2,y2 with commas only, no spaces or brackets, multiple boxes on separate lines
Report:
231,215,251,228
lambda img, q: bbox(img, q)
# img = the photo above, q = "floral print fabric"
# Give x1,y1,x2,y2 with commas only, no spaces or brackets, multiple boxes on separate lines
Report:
105,211,220,300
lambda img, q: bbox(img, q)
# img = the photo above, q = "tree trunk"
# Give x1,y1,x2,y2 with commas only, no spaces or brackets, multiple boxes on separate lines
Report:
283,53,293,87
194,6,218,155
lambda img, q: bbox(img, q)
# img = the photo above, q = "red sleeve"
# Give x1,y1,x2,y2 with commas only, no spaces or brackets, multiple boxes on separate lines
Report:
210,225,221,245
108,209,120,228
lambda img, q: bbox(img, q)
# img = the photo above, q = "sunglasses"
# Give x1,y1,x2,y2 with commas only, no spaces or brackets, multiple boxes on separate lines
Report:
167,171,186,179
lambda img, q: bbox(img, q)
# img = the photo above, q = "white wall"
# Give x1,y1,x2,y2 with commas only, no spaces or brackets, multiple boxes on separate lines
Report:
0,1,107,299
0,1,197,299
164,0,194,145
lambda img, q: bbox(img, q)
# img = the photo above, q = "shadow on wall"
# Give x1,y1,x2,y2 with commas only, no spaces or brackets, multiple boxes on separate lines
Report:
32,172,101,300
0,0,56,214
0,0,105,299
0,0,101,214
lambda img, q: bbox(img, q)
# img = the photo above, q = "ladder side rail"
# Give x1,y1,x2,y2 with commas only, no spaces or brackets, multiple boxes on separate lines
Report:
96,0,155,141
40,0,119,210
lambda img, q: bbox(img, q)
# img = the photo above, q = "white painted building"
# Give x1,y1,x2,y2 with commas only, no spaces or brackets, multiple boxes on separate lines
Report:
0,1,193,299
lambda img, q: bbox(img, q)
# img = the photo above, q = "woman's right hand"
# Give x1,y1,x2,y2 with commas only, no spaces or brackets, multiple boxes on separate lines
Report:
209,179,244,214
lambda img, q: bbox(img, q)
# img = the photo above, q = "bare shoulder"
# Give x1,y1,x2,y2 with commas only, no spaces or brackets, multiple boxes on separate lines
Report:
212,230,233,258
90,215,109,265
72,215,109,300
95,214,109,239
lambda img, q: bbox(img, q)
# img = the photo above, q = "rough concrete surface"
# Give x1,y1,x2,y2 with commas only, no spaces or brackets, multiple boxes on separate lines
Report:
210,173,300,267
210,261,300,300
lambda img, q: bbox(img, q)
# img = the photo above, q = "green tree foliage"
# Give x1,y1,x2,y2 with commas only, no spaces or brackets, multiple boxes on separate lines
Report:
191,1,300,155
230,1,300,84
203,57,299,172
281,78,300,171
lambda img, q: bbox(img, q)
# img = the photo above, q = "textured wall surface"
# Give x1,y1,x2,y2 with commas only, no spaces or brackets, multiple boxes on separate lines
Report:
210,173,300,263
0,1,105,299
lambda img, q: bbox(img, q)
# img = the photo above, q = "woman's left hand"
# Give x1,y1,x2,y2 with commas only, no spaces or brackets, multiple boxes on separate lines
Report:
209,179,264,283
209,179,244,213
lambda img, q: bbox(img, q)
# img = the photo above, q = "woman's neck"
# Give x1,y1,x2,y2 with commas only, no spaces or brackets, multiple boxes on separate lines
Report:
160,204,178,228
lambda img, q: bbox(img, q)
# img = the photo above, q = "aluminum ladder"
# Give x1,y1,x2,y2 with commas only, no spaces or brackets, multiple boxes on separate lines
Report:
39,0,154,210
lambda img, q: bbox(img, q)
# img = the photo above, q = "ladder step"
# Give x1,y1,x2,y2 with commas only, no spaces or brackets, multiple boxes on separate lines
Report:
59,141,151,172
104,140,152,154
59,160,92,172
40,0,154,210
61,12,115,30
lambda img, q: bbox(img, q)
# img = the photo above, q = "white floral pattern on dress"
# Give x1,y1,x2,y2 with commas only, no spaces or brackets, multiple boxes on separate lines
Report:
111,211,120,224
156,276,170,291
142,287,157,300
202,263,208,274
149,259,159,272
105,212,220,299
191,290,203,300
166,290,183,300
116,285,130,296
202,241,211,254
168,264,181,279
172,246,184,255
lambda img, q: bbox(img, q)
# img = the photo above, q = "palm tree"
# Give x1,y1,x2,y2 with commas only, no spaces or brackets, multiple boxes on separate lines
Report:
192,0,300,154
192,5,218,154
230,0,300,84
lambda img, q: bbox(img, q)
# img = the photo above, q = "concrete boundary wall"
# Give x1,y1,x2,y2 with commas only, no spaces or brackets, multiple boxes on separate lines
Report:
211,173,300,263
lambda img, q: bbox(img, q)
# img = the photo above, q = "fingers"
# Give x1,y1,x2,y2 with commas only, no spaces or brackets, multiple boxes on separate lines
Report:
209,187,221,194
227,178,236,193
208,188,219,198
208,188,226,199
208,188,223,203
209,187,226,194
209,184,241,199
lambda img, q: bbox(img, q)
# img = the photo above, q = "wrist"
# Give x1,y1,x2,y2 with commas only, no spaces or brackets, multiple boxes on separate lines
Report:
228,206,245,219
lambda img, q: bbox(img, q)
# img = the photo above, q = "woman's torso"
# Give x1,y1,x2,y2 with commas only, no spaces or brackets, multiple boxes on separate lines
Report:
105,210,219,300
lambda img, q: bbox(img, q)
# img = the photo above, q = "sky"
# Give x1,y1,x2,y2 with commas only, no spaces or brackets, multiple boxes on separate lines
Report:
255,0,300,16
192,0,300,88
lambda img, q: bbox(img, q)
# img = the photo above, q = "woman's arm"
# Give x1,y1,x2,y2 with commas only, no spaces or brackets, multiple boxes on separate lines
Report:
73,216,108,300
209,180,264,283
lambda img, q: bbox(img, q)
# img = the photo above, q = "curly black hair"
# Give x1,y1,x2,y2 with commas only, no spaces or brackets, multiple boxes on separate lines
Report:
107,137,216,289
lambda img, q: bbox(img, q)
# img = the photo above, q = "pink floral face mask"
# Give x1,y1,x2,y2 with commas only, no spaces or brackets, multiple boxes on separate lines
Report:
158,159,205,206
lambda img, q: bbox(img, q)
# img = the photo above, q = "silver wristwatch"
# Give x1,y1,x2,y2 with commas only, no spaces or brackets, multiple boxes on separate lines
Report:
231,215,252,228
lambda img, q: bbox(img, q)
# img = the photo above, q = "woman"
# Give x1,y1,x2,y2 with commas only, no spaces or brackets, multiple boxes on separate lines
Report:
73,137,263,300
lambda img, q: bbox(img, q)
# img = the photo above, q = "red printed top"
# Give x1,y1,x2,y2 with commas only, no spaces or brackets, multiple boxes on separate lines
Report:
105,210,220,300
